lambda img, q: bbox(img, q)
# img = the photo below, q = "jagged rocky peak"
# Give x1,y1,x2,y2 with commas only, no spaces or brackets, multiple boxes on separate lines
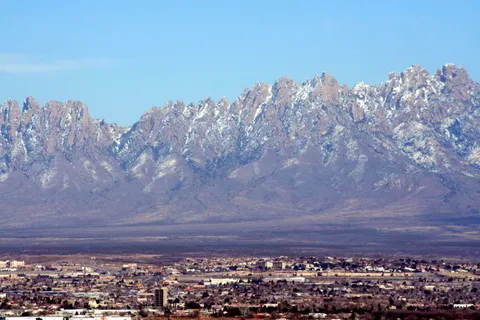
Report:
197,97,218,114
351,81,374,98
66,100,91,122
273,76,298,90
382,65,432,97
246,82,272,103
435,64,475,100
42,99,91,129
436,63,470,83
142,100,191,119
320,71,339,88
310,71,339,87
21,97,42,129
399,65,431,88
272,76,297,106
235,82,272,121
1,98,20,110
0,99,21,140
308,72,341,105
162,100,187,114
0,99,21,118
218,96,229,108
22,96,41,112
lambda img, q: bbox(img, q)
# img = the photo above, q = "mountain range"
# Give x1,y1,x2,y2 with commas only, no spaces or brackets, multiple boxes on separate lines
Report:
1,63,479,245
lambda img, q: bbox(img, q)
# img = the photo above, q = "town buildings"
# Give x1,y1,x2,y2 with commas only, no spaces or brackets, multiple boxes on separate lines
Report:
0,255,479,319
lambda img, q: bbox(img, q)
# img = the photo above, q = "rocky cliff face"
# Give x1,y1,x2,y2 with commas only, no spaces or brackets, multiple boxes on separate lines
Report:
0,64,479,230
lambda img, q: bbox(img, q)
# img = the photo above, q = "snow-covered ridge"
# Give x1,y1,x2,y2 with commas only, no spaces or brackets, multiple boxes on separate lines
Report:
0,63,478,182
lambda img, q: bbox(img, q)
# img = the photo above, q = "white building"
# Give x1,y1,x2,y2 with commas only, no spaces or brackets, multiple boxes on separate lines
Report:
263,276,305,283
204,278,239,286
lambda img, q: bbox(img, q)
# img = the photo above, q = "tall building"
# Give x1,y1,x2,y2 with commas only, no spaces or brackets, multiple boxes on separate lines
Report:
273,261,286,270
155,287,168,307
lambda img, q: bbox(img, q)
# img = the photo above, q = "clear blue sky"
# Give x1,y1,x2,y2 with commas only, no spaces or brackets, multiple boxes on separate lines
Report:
1,0,479,126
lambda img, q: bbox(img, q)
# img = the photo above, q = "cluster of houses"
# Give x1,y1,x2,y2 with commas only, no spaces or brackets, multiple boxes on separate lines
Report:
0,255,479,319
0,261,25,272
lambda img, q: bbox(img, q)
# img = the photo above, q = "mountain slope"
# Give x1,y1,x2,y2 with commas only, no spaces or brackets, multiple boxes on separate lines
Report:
0,64,479,233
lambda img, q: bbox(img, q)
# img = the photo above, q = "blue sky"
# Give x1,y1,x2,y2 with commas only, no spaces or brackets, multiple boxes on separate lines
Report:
1,0,479,126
